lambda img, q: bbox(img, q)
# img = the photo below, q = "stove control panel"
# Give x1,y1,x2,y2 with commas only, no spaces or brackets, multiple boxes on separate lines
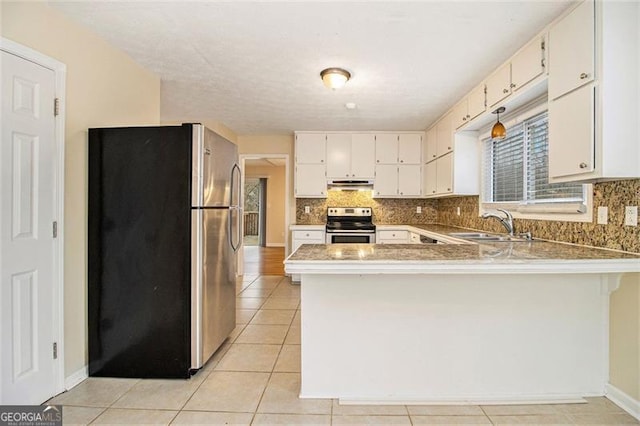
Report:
328,207,372,217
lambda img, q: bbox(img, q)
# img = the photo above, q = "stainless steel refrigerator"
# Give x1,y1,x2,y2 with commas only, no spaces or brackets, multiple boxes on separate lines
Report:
88,123,241,378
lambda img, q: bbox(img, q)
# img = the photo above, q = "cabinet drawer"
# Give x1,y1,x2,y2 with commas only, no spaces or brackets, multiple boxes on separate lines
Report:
292,230,324,240
377,230,408,240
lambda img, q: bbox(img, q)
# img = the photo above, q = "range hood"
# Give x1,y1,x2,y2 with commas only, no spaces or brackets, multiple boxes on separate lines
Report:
327,179,374,191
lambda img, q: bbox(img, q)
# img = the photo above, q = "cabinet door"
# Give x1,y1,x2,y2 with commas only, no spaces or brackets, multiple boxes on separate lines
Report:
398,165,422,196
467,83,486,121
511,36,544,92
398,134,422,164
424,161,437,196
295,164,326,197
486,63,512,108
373,165,398,196
436,153,454,194
451,99,468,129
548,84,595,179
375,134,398,164
326,133,352,178
424,127,438,163
436,113,453,157
296,133,326,164
351,133,376,178
548,0,595,100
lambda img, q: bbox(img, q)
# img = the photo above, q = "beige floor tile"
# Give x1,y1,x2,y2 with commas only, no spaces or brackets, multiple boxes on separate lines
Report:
196,342,232,376
554,397,626,414
59,406,105,425
171,411,253,425
255,275,285,284
274,345,301,373
481,404,559,416
91,408,177,425
248,278,282,290
48,378,139,408
332,400,408,415
332,415,412,425
250,309,296,325
284,326,301,344
261,297,300,310
257,372,332,414
112,379,201,410
183,371,269,412
568,412,640,424
407,405,485,416
238,288,274,298
228,324,246,343
271,284,301,298
215,343,281,372
242,275,259,283
235,324,289,344
252,413,331,425
489,414,574,425
236,297,267,310
410,415,492,425
236,309,257,325
293,310,301,324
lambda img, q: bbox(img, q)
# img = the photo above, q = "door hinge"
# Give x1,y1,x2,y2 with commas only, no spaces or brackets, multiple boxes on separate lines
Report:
541,58,546,68
541,40,546,50
54,98,60,116
53,342,58,359
52,221,58,238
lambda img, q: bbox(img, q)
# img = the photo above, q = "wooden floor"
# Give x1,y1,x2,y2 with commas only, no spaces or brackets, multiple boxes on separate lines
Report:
243,246,285,275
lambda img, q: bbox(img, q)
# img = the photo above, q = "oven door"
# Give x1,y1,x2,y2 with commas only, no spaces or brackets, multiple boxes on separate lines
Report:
326,232,376,244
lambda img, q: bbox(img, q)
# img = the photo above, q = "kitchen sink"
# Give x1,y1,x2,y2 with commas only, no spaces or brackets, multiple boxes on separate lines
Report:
449,232,532,242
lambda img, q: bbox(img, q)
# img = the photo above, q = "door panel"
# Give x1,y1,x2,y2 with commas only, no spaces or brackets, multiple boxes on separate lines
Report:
1,50,57,404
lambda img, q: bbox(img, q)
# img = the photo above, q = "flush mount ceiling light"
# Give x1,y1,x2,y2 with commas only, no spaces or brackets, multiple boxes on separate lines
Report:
320,67,351,90
491,107,507,140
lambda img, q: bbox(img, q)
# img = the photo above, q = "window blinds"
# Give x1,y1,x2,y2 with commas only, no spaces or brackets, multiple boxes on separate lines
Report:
483,111,584,205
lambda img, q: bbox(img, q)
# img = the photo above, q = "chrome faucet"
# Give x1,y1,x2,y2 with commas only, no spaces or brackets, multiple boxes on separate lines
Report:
481,209,514,236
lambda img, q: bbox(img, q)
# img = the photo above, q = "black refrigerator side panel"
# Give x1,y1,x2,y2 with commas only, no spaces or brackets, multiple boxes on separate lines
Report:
88,125,193,378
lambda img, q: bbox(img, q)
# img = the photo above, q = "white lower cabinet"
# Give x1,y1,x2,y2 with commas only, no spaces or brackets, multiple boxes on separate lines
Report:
376,229,409,244
291,227,325,282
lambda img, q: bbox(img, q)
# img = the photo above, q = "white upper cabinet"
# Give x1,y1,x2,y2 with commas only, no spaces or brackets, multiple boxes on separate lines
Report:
423,132,479,198
436,113,453,157
398,165,422,196
548,0,595,101
424,127,438,163
435,153,454,195
423,161,437,196
350,134,376,178
326,133,352,178
398,134,422,164
375,134,398,164
296,133,326,164
374,165,399,196
295,164,326,198
467,83,487,122
485,63,512,108
511,36,545,93
451,100,468,130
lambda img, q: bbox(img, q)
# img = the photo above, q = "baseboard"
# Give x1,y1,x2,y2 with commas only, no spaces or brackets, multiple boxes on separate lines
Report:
605,383,640,421
266,243,285,247
64,366,88,390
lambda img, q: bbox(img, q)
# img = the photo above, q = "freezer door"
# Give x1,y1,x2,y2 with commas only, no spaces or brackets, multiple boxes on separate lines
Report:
191,208,236,369
192,125,239,207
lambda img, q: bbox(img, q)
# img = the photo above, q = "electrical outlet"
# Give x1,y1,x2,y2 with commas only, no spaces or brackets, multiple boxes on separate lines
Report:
416,206,422,214
597,206,608,225
456,206,461,216
304,206,310,214
625,206,638,226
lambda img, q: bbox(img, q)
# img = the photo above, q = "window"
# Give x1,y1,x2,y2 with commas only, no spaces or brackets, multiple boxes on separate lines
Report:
482,111,589,218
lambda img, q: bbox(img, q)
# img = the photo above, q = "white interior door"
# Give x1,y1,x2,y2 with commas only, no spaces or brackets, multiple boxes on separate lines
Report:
1,50,58,404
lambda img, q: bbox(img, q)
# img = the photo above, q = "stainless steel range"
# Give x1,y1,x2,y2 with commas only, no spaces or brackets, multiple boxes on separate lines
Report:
325,207,376,244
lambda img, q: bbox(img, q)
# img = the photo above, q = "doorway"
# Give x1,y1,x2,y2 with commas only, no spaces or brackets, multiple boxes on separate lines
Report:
243,178,267,247
0,38,66,404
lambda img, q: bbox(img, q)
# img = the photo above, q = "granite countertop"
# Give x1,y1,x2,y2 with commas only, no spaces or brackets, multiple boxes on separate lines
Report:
285,224,640,275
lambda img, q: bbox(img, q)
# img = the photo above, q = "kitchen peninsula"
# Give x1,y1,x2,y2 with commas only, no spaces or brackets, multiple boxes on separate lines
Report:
284,227,640,404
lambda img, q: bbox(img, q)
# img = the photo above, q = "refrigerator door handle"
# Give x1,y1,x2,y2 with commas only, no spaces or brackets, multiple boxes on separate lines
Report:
230,163,241,207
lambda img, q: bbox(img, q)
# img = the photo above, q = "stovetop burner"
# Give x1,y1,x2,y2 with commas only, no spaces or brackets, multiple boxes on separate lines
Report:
326,207,375,233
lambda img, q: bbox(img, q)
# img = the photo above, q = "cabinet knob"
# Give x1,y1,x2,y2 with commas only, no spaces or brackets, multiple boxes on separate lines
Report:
346,174,349,177
462,117,467,121
432,154,436,158
503,88,509,94
447,188,451,191
579,162,588,169
400,192,403,195
580,73,589,80
466,114,470,118
400,160,404,163
432,190,436,193
447,146,451,150
321,159,324,162
377,160,380,163
352,174,355,177
305,233,310,237
510,83,516,88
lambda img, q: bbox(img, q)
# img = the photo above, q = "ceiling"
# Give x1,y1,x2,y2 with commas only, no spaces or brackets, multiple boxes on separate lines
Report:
50,1,574,135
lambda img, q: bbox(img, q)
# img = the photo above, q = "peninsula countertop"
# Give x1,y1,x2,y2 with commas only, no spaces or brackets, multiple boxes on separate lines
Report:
285,224,640,275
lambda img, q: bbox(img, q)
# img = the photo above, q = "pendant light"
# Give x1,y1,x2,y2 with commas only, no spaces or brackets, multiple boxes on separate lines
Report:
491,107,507,140
320,68,351,90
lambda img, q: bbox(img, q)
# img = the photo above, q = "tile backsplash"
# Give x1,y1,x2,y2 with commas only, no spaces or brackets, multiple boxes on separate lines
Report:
296,179,640,253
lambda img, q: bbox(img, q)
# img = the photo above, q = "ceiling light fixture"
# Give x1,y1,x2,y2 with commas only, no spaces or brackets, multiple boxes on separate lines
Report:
320,68,351,90
491,107,507,140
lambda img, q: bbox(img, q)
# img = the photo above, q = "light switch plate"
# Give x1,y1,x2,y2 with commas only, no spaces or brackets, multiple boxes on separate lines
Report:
456,207,461,216
624,206,638,226
304,206,310,214
597,206,608,225
416,206,422,214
